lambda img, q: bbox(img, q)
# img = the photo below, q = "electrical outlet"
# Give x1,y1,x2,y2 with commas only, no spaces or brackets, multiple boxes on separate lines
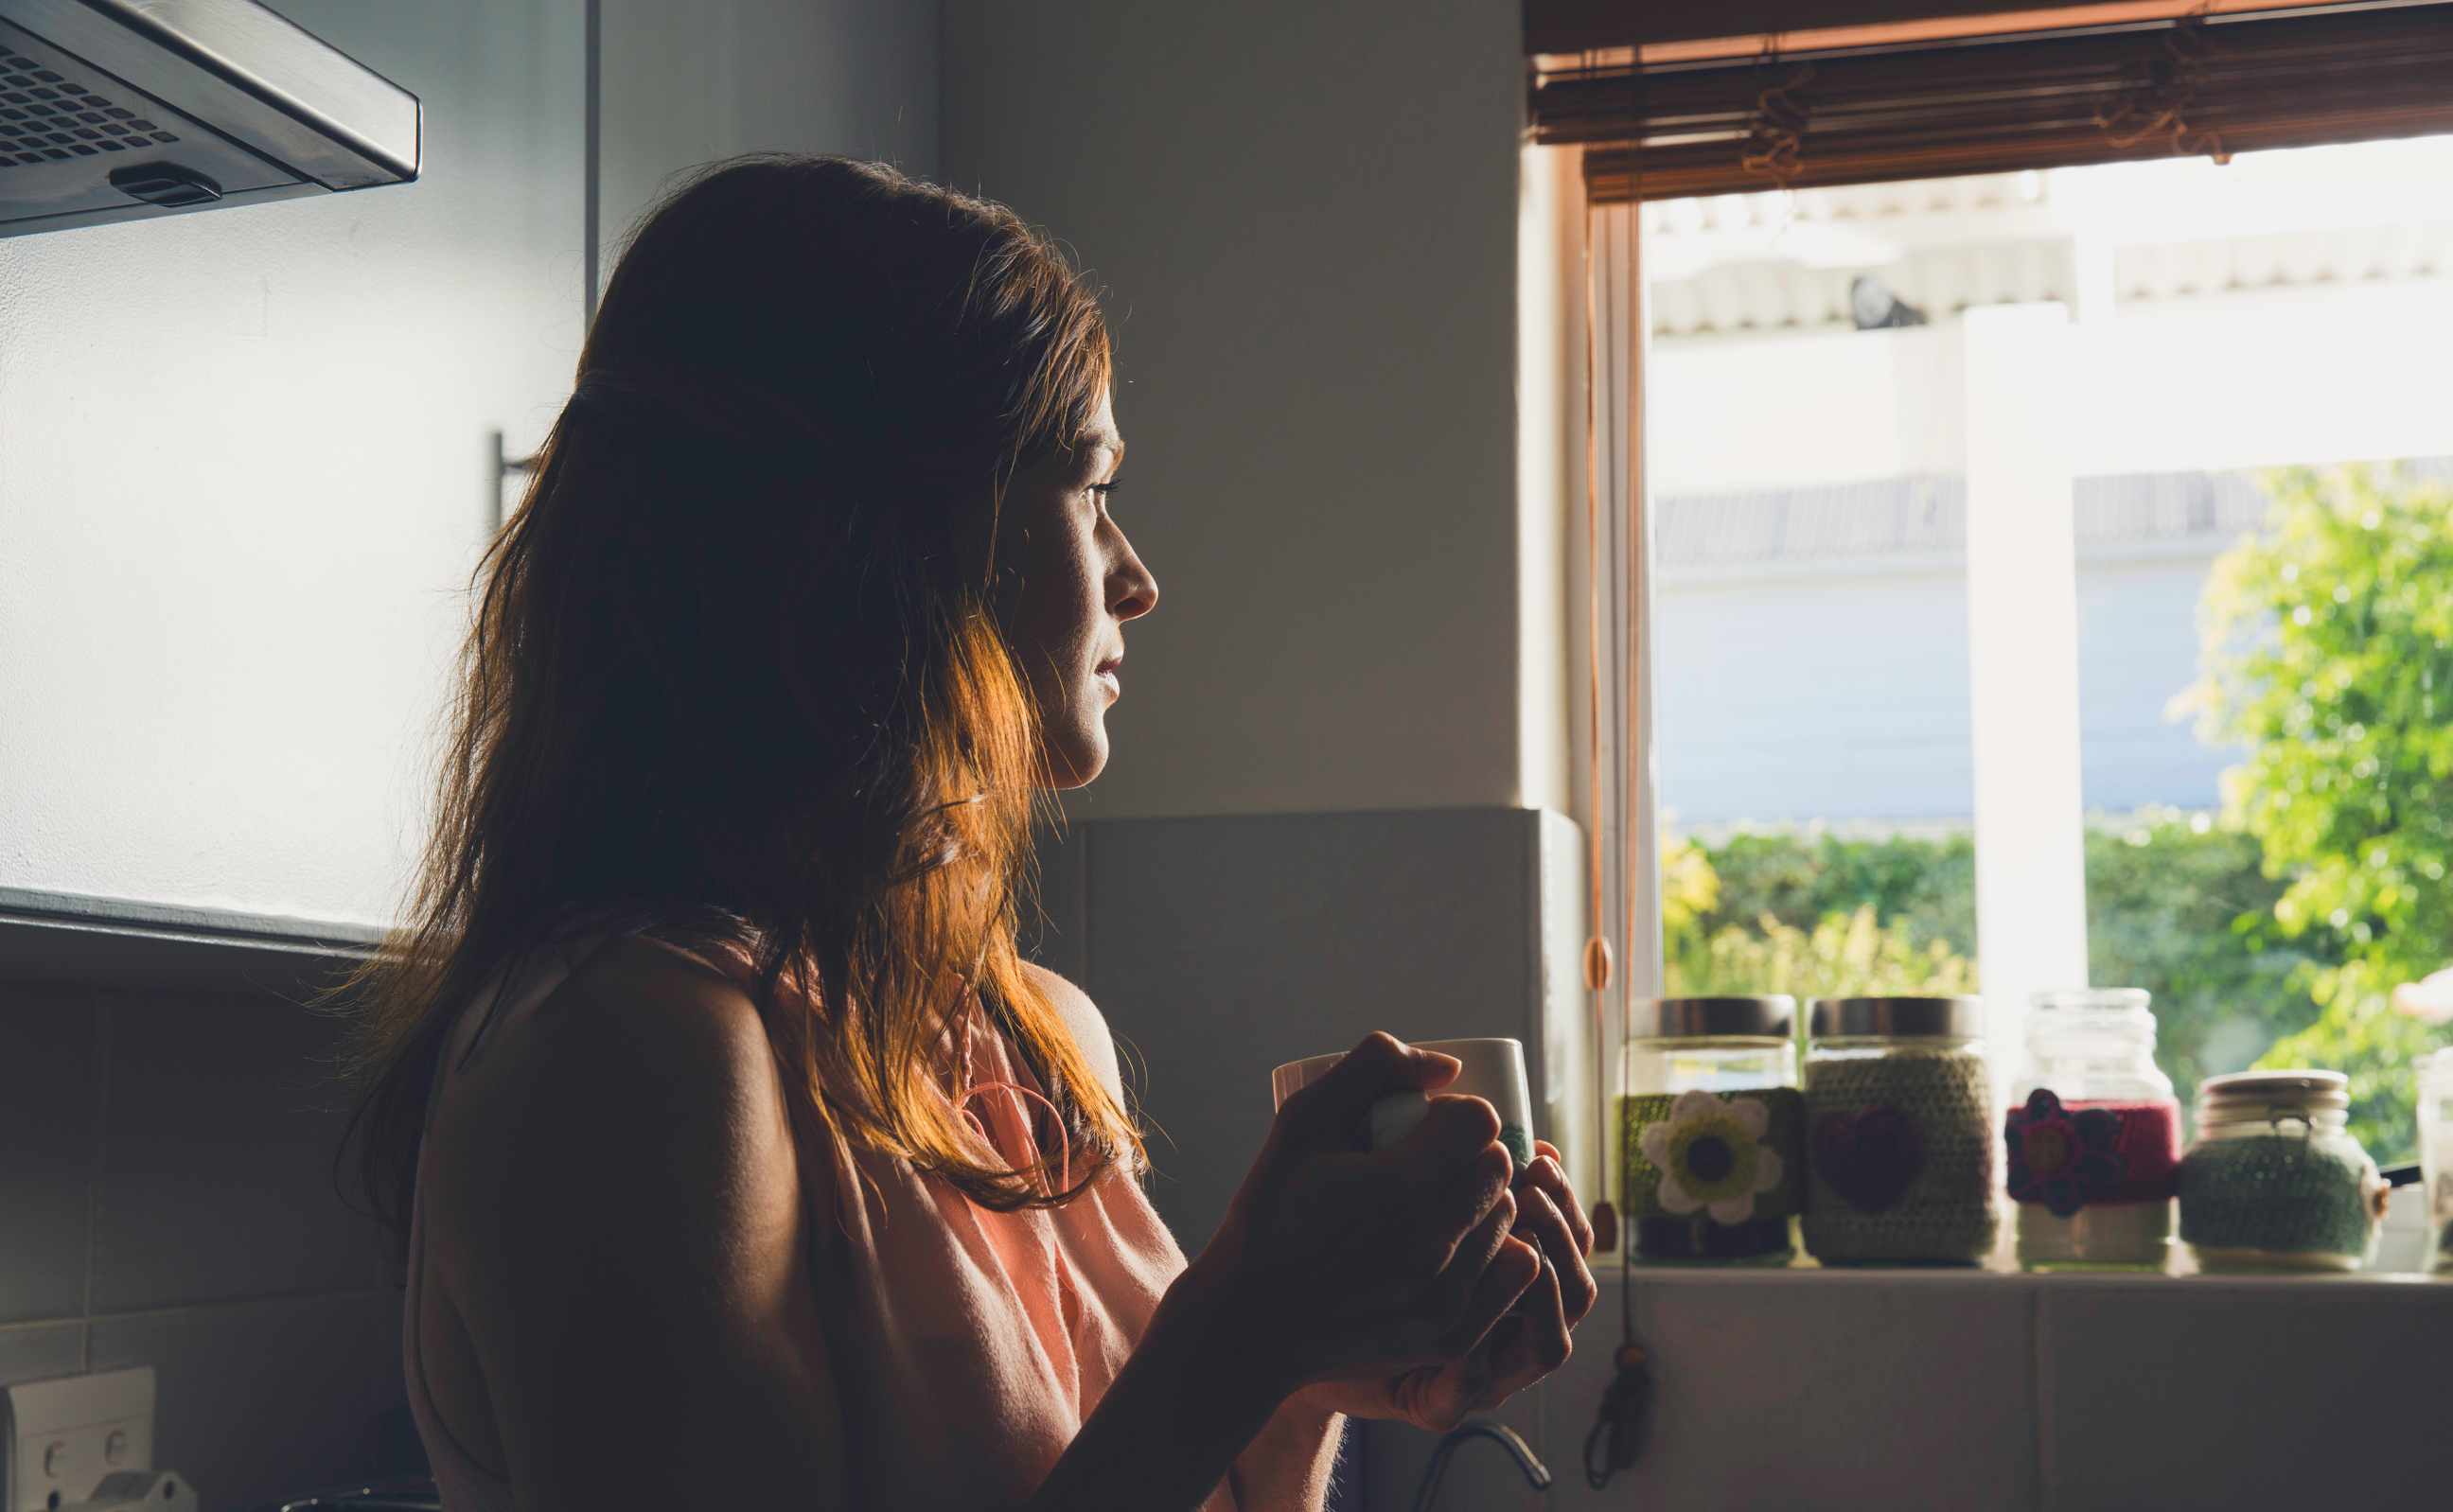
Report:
62,1471,192,1512
3,1369,153,1512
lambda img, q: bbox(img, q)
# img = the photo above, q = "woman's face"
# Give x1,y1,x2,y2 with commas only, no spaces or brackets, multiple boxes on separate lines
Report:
984,390,1157,788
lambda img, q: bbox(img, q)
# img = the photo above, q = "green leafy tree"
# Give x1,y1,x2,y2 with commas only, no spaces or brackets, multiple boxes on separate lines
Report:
2194,463,2453,1158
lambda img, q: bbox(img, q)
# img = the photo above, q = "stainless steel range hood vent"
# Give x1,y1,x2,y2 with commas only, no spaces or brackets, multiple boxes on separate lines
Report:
0,0,417,237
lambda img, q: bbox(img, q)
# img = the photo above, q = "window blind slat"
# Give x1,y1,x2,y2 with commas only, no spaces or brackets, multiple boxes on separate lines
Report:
1536,4,2453,201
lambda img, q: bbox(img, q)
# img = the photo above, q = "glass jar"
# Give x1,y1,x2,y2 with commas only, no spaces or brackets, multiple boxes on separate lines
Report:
1620,996,1801,1264
2006,989,2180,1271
2412,1049,2453,1275
1801,996,1996,1265
2178,1070,2387,1272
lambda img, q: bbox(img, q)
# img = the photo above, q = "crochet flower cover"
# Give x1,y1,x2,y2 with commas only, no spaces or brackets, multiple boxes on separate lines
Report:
2003,1090,2179,1214
1621,1088,1804,1223
2004,1089,2127,1216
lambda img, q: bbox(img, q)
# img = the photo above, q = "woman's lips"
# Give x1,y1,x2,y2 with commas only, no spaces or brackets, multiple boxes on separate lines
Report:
1095,654,1122,700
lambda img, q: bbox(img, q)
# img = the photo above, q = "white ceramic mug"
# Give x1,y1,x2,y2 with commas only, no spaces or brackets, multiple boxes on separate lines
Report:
1270,1037,1535,1169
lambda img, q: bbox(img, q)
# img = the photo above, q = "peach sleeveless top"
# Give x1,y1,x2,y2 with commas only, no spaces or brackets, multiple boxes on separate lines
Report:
403,925,1234,1510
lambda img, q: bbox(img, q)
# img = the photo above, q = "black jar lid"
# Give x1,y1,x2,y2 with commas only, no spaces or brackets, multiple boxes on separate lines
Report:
1632,995,1794,1040
1809,995,1984,1038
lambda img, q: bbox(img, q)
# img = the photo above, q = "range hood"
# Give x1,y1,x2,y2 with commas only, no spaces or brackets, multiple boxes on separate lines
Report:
0,0,416,237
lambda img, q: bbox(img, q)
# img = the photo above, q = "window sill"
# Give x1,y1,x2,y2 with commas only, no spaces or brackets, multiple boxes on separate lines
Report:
1464,1240,2451,1510
1596,1253,2452,1290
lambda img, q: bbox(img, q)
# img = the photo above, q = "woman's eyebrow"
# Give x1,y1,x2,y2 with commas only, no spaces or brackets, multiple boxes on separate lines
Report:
1078,434,1123,480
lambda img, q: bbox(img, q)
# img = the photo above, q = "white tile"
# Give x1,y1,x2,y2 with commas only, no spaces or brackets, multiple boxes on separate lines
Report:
0,1323,89,1389
89,1289,400,1510
1541,1271,2038,1512
93,992,389,1313
2038,1273,2453,1509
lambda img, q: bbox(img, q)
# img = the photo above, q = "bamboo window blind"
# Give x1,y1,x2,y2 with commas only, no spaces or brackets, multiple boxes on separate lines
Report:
1530,2,2453,202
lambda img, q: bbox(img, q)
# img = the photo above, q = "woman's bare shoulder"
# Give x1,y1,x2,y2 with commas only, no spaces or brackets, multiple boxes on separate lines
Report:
524,932,772,1074
423,940,846,1505
428,933,801,1239
1021,959,1124,1106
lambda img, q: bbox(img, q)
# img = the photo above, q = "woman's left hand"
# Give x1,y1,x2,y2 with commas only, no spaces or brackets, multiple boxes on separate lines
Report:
1297,1141,1597,1433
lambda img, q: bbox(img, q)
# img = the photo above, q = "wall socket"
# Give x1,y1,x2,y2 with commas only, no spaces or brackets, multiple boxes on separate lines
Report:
3,1369,153,1512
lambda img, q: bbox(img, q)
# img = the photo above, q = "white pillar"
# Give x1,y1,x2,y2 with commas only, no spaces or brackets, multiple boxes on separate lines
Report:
1961,303,2091,1097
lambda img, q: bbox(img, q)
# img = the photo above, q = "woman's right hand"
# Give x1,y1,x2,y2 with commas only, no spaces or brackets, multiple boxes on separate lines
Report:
1174,1032,1543,1394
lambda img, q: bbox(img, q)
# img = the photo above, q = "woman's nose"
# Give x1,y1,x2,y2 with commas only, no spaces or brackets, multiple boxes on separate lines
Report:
1110,536,1158,622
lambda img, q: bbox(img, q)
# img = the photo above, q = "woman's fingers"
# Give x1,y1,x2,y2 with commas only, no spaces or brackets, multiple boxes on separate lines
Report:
1421,1187,1516,1319
1511,1186,1600,1327
1398,1108,1513,1250
1525,1145,1596,1257
1470,1245,1572,1410
1431,1230,1542,1362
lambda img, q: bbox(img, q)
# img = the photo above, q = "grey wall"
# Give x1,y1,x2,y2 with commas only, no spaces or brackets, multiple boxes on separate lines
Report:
1031,809,1587,1253
597,0,939,253
0,937,404,1509
946,10,1579,1502
942,0,1531,818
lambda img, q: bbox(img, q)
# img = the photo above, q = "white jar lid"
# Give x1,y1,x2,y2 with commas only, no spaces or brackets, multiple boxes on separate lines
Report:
2197,1069,2349,1119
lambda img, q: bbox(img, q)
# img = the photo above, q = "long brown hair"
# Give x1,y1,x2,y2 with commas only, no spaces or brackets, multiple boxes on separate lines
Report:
344,155,1138,1242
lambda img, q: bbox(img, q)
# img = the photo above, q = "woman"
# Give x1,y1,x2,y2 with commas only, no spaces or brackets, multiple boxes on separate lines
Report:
347,155,1597,1511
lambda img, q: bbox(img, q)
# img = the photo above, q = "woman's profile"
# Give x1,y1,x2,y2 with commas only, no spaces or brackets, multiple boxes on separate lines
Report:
344,154,1596,1511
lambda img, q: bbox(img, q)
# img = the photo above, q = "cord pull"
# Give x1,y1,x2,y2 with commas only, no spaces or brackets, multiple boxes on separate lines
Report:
1582,1340,1651,1489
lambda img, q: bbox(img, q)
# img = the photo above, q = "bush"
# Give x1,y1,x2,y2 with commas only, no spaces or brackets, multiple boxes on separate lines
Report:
1667,904,1977,999
1669,819,2354,1144
1686,830,1974,957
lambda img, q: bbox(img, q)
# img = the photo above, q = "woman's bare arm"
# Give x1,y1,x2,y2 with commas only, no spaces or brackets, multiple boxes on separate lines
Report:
1025,964,1350,1510
430,951,1529,1512
425,937,852,1510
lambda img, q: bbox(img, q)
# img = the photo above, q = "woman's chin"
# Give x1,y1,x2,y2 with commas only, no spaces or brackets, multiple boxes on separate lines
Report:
1040,726,1109,790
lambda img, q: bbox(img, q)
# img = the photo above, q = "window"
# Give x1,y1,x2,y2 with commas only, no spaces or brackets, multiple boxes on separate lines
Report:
1552,8,2453,1161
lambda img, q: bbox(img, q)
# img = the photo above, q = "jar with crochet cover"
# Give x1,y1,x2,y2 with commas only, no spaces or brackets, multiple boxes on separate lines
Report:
2178,1070,2387,1273
2418,1049,2453,1274
1802,996,1996,1265
1620,996,1802,1265
2006,989,2180,1271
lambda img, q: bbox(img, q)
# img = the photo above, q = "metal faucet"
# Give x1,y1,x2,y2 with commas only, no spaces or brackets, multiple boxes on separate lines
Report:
1408,1420,1552,1512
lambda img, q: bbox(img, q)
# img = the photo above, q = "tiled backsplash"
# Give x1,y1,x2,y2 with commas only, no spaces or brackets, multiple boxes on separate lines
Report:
0,950,409,1507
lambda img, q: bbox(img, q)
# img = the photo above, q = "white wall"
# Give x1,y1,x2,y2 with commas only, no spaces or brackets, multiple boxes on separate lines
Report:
942,0,1536,818
1649,278,2453,497
0,0,943,927
1657,546,2242,828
